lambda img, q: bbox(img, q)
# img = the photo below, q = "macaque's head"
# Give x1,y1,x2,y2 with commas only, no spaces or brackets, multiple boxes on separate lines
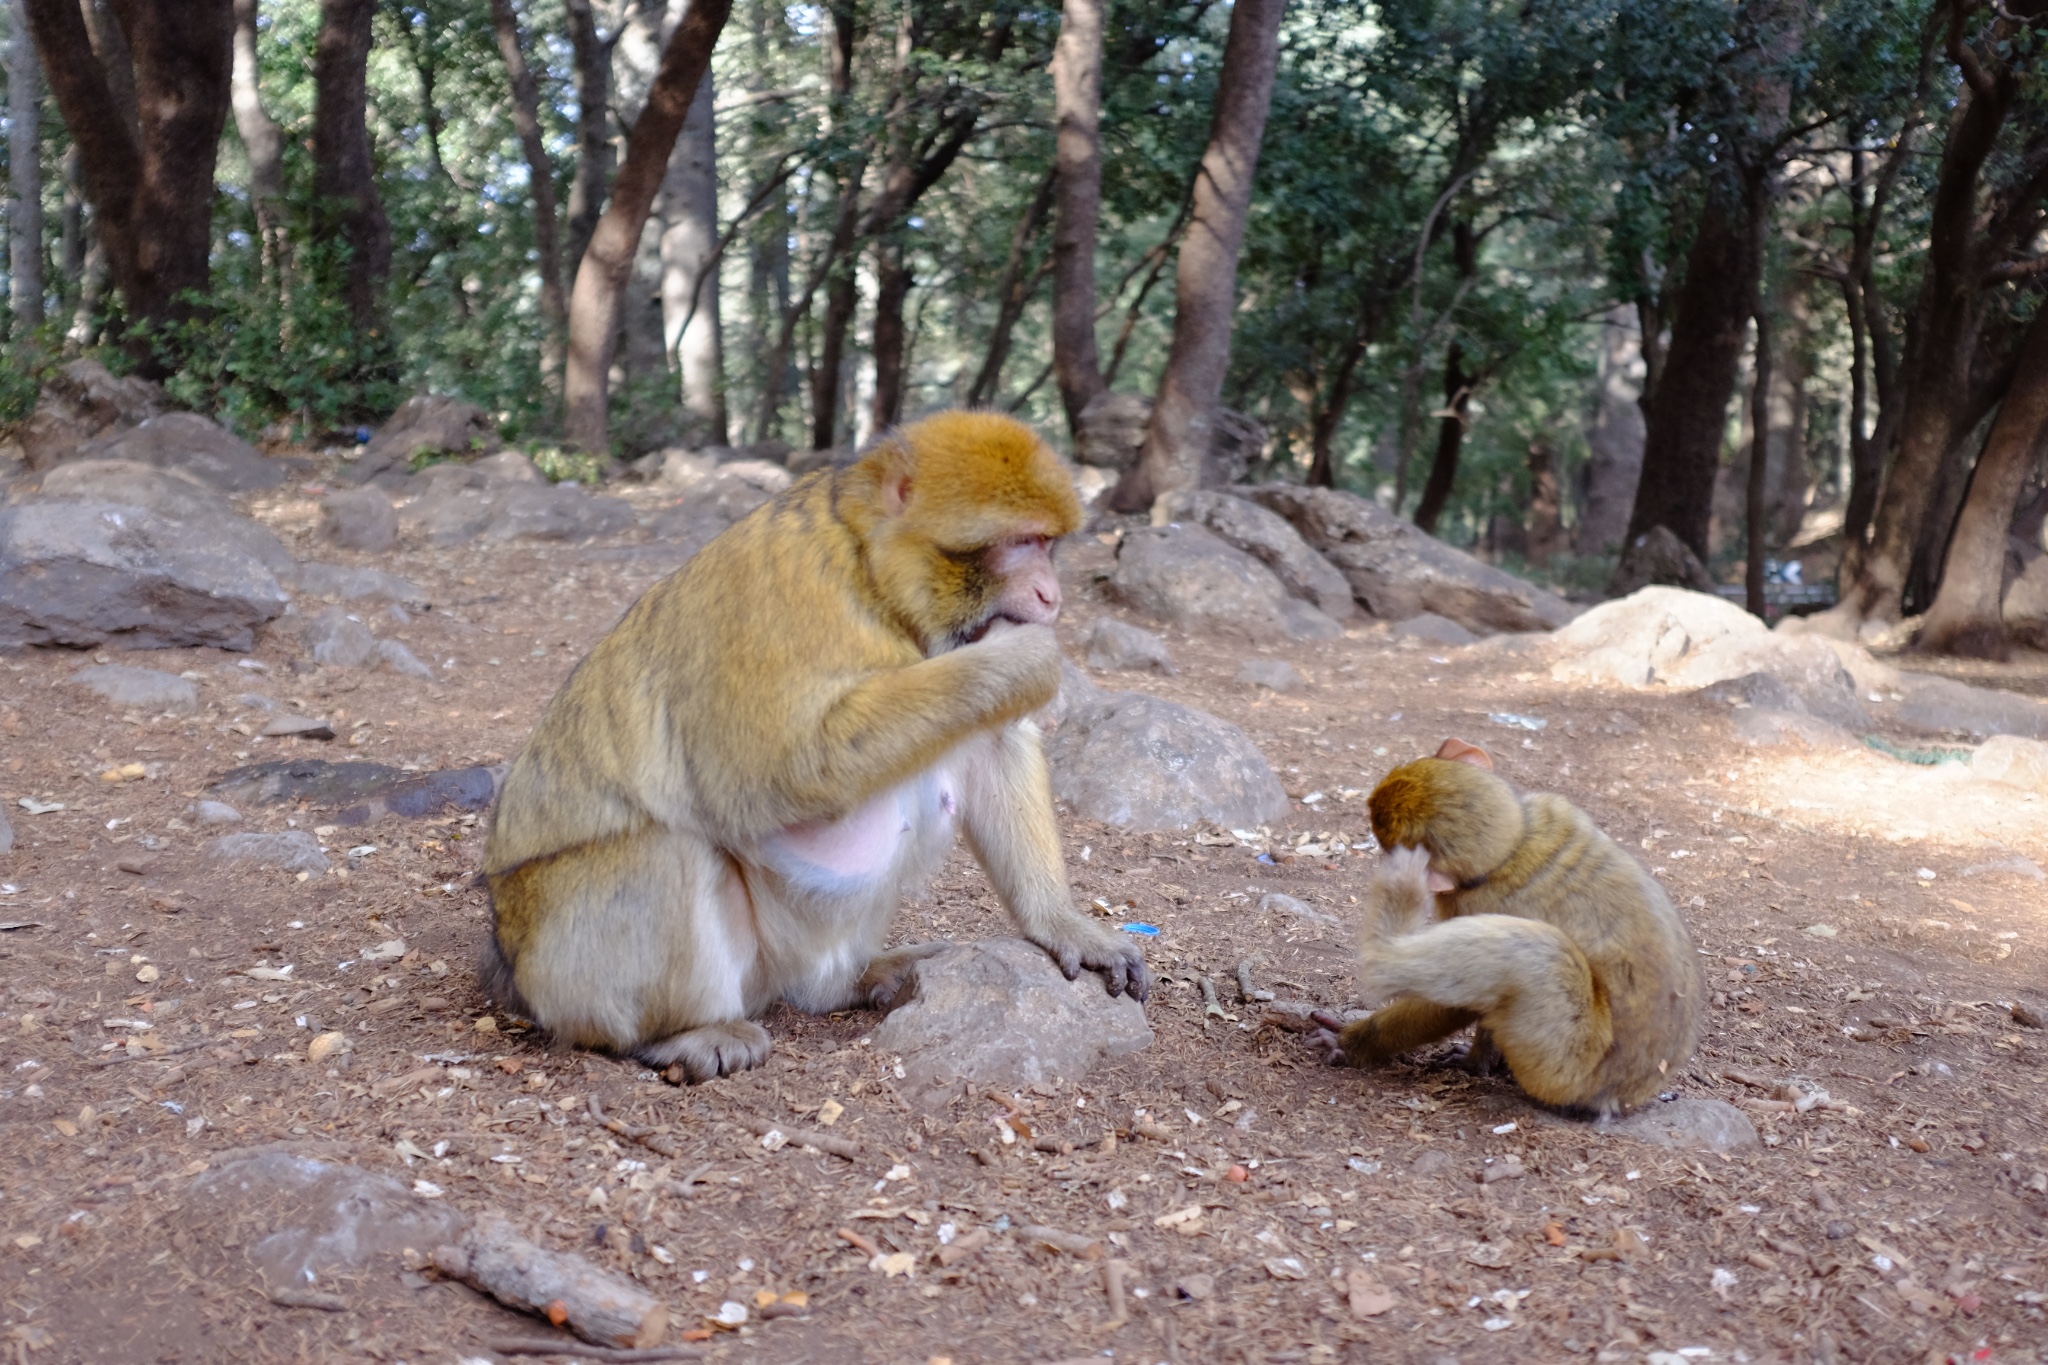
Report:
1368,738,1525,889
854,412,1084,652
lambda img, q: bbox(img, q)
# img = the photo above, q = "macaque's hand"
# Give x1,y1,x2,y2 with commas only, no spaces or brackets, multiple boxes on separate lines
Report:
1308,1010,1354,1066
1033,919,1153,1002
962,621,1063,715
1367,844,1439,937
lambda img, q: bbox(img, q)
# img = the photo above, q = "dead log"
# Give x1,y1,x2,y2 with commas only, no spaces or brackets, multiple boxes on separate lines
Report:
434,1213,668,1349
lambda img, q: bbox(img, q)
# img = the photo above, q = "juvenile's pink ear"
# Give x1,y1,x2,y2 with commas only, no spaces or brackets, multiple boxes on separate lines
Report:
882,471,914,515
1435,737,1493,770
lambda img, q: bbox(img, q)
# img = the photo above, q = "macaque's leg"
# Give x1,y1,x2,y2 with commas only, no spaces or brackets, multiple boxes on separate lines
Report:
853,940,955,1010
1459,1026,1505,1076
1335,1000,1481,1066
636,1020,774,1082
961,724,1152,1000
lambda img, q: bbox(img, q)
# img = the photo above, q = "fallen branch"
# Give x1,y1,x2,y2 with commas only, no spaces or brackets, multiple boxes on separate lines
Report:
484,1338,703,1362
435,1213,669,1349
744,1118,860,1160
836,1226,881,1258
588,1097,682,1159
1016,1224,1104,1260
267,1286,347,1311
1102,1257,1130,1325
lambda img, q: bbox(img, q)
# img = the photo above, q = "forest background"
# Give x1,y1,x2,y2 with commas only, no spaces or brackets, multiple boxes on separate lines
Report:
1,0,2044,655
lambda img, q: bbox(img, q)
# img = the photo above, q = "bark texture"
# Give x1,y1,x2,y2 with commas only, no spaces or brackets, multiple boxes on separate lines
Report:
488,0,566,385
562,0,615,274
1110,0,1285,512
229,0,284,274
9,0,44,326
1411,340,1469,535
659,68,727,444
1050,0,1105,438
312,0,389,334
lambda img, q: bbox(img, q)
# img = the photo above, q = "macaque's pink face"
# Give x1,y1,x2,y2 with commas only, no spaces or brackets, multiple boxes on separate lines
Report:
982,535,1062,627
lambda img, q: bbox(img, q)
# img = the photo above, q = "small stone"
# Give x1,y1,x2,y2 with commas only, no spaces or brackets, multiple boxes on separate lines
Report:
209,830,331,874
302,606,378,669
375,638,437,680
321,488,398,552
1390,612,1480,647
1234,659,1304,693
307,1031,351,1064
191,800,243,826
70,664,199,714
260,715,337,740
1085,618,1175,674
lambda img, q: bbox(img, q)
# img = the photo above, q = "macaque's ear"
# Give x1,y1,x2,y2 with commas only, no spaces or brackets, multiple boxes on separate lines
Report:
1435,737,1493,770
1426,867,1458,894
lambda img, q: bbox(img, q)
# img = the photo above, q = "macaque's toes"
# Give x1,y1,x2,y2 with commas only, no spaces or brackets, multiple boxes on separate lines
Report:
637,1020,773,1084
857,941,954,1010
1306,1027,1351,1067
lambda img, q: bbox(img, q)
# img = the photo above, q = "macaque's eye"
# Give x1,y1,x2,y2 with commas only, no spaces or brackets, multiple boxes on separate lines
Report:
987,535,1052,573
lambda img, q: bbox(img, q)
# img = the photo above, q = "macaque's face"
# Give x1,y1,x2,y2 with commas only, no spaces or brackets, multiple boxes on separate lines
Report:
978,535,1062,630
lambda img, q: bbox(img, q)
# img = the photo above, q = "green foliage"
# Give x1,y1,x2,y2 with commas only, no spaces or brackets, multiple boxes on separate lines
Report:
527,445,605,485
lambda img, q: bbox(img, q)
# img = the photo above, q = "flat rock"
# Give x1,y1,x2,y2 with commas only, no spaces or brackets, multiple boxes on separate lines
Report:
1970,735,2048,795
344,395,499,486
73,413,284,492
1897,675,2048,741
482,482,636,542
1243,484,1573,634
1666,633,1868,727
871,937,1153,1113
1110,524,1342,643
1547,586,1763,687
211,759,409,807
210,830,331,873
1085,617,1175,674
189,1148,466,1288
332,765,502,824
1047,688,1288,830
1236,659,1304,693
1157,489,1356,618
0,501,288,650
288,561,430,607
1391,612,1480,647
321,487,398,552
34,460,293,573
191,800,243,825
69,664,199,714
1591,1098,1760,1154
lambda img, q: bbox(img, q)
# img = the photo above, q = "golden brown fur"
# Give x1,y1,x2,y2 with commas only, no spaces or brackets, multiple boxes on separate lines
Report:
1312,740,1702,1115
484,412,1149,1081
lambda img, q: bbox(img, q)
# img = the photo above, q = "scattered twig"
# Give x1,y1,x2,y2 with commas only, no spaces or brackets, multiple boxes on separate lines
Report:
1234,958,1260,1004
484,1338,703,1362
1016,1224,1104,1260
661,1163,717,1199
1198,975,1229,1022
935,1226,992,1268
94,1038,212,1068
267,1286,347,1311
588,1097,682,1159
836,1226,881,1258
1102,1257,1130,1325
744,1118,860,1160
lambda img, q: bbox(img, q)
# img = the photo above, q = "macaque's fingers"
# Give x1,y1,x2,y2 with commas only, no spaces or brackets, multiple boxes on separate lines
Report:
1310,1008,1347,1032
1381,843,1433,883
1031,927,1151,1002
1306,1027,1351,1067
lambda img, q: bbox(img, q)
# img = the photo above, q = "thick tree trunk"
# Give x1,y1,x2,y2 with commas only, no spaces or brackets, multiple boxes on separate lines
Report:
489,0,567,389
563,0,614,274
868,233,910,429
1916,306,2048,658
23,0,231,376
1049,0,1105,438
312,0,389,336
660,70,727,444
1110,0,1285,512
1411,341,1469,535
563,0,731,455
229,0,284,278
1745,299,1774,618
9,0,44,327
967,168,1055,407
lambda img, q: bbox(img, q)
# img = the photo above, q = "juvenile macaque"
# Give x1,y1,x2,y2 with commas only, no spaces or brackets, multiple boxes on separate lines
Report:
482,412,1150,1081
1311,739,1701,1115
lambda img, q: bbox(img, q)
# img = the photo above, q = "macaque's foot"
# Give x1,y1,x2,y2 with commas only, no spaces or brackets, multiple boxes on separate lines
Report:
1033,924,1153,1002
637,1020,773,1084
856,940,955,1010
1308,1010,1357,1067
1454,1028,1505,1077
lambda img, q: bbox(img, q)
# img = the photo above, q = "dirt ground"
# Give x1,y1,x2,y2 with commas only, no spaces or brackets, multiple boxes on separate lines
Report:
2,471,2046,1365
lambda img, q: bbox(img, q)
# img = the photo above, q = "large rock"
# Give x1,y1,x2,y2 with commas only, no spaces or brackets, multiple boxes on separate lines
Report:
1897,675,2048,741
1047,686,1289,829
1084,617,1175,674
344,395,499,486
34,460,293,574
1547,586,1761,687
72,413,284,492
321,487,398,552
1156,489,1356,618
871,937,1154,1113
645,462,794,552
1663,634,1869,727
189,1149,467,1288
1109,524,1342,643
1243,484,1574,634
69,664,199,714
399,479,634,545
0,501,288,650
17,359,165,469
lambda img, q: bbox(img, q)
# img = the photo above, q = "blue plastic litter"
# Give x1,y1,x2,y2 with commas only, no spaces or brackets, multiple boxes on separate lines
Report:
1119,922,1161,936
1257,853,1276,865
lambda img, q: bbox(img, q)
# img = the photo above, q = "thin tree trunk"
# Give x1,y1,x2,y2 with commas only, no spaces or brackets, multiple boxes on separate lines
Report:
563,0,732,455
1049,0,1105,438
1304,299,1382,488
659,68,727,443
1745,297,1774,618
752,241,829,444
229,0,283,278
808,0,860,450
22,0,232,375
563,0,614,274
312,0,389,337
1916,309,2048,654
401,13,468,322
1411,340,1468,535
967,168,1055,407
9,0,44,327
868,232,910,429
489,0,567,391
1110,0,1285,512
1525,438,1563,566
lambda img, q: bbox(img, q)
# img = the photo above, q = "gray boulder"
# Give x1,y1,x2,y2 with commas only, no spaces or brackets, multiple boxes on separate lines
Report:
72,412,284,492
210,830,331,874
1548,586,1761,687
0,501,288,650
1084,617,1175,674
871,937,1154,1113
35,460,293,574
486,482,637,542
1897,675,2048,742
1244,484,1574,634
1235,658,1305,693
1048,687,1289,830
18,359,166,469
69,664,199,714
1391,612,1480,647
344,394,499,485
645,462,792,551
1609,525,1719,596
471,450,543,483
1592,1098,1760,1155
1109,524,1342,643
1666,634,1870,728
321,487,398,552
1156,488,1355,618
288,562,429,608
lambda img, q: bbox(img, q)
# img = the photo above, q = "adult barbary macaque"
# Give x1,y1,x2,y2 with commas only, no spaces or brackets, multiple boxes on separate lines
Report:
483,411,1151,1081
1311,739,1701,1115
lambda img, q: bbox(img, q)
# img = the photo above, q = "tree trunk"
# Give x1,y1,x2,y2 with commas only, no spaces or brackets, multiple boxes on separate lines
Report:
808,0,860,450
1109,0,1285,512
489,0,566,390
1305,284,1392,488
229,0,284,279
22,0,231,376
1049,0,1105,438
1577,305,1647,554
967,168,1055,407
1412,340,1469,535
868,232,910,429
659,68,727,444
563,0,614,274
9,0,44,327
563,0,732,455
312,0,389,336
1745,298,1774,617
1925,377,2042,647
1526,438,1563,567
